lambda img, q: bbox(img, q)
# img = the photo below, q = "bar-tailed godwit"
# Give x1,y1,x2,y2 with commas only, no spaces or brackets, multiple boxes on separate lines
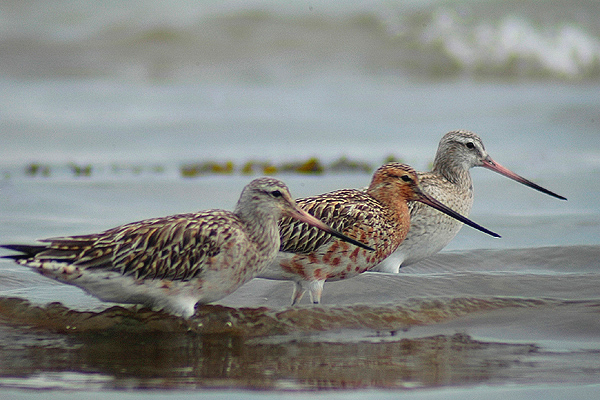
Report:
1,177,372,318
373,130,567,273
258,163,500,305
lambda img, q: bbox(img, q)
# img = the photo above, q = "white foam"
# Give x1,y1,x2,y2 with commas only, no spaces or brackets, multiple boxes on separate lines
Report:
422,8,600,78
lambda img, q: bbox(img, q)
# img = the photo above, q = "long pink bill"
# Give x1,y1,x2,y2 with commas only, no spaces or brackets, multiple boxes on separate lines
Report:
416,191,501,238
482,157,567,201
285,205,375,252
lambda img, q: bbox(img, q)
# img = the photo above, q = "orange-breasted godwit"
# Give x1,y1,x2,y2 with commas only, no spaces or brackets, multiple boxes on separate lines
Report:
258,163,500,305
1,177,373,318
373,130,567,273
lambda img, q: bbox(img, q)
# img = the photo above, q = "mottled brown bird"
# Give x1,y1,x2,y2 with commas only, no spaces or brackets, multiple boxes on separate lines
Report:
1,177,372,318
258,163,499,305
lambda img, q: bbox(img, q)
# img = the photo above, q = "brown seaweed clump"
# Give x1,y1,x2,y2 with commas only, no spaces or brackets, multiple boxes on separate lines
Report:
180,161,234,177
25,163,51,177
329,156,372,173
278,157,325,174
69,163,93,177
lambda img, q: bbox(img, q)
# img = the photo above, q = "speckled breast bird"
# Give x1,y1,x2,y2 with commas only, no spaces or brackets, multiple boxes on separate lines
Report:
373,130,567,273
258,163,500,305
1,177,373,318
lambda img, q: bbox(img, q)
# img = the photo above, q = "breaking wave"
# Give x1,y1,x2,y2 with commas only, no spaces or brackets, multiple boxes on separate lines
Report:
1,0,599,81
421,8,600,79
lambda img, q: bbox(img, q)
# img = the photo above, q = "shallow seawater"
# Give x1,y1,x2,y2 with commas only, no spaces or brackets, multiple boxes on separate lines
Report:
1,298,600,391
1,246,600,393
1,0,600,398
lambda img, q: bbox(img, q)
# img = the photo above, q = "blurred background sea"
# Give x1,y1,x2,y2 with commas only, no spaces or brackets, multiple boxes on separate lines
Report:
1,0,600,397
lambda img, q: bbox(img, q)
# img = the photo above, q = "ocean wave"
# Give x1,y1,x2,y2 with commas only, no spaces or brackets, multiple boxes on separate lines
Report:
0,295,583,336
420,8,600,79
1,1,599,81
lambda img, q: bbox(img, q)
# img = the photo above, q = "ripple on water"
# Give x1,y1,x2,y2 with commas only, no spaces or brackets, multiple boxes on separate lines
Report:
1,296,600,390
0,295,576,336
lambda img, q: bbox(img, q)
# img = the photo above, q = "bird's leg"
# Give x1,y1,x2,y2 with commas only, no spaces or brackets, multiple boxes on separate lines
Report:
308,280,324,304
291,281,306,306
375,254,405,274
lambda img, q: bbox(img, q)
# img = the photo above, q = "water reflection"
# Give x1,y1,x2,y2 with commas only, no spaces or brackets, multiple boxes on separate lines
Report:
2,296,599,390
0,324,541,390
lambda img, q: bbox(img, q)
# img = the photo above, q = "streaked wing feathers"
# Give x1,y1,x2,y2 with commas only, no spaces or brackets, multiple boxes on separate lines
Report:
34,211,241,281
279,189,379,254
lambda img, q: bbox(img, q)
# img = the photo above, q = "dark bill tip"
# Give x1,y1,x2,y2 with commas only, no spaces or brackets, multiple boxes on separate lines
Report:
416,192,501,238
482,158,567,201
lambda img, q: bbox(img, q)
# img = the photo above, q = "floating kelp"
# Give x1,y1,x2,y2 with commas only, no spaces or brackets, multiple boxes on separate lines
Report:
240,160,278,175
111,163,165,175
69,163,92,177
13,156,424,180
329,156,372,173
25,163,51,177
183,157,352,177
278,157,324,174
383,154,403,164
180,161,234,177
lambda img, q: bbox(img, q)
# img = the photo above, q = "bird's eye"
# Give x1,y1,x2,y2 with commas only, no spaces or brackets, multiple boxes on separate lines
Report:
400,175,412,182
465,142,475,149
270,190,283,197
